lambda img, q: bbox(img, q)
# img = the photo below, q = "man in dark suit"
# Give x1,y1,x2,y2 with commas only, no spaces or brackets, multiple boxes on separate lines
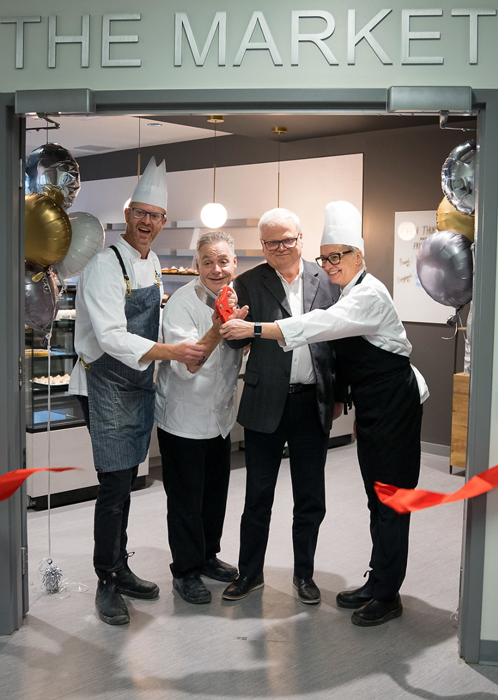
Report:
222,208,341,605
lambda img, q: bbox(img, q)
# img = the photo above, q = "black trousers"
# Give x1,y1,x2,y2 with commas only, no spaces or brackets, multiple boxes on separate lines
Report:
77,395,138,579
157,427,232,579
239,388,329,580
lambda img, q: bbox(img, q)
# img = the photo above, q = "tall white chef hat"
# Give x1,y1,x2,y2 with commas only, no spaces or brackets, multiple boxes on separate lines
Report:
130,156,168,211
321,201,364,254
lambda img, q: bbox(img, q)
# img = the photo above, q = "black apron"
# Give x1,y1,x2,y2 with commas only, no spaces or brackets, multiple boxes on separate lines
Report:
334,274,422,489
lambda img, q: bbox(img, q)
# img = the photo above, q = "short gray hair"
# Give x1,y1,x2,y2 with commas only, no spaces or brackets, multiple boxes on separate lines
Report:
196,231,235,259
348,245,367,270
258,208,302,237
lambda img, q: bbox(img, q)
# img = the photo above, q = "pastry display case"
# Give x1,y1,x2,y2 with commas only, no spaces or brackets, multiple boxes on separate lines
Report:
25,285,85,433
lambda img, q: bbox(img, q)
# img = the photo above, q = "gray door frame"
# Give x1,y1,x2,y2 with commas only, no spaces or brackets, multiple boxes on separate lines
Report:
1,88,496,662
0,94,27,636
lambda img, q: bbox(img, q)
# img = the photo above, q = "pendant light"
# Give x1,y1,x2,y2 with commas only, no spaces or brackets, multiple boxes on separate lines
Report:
200,116,228,229
123,117,142,211
272,126,287,206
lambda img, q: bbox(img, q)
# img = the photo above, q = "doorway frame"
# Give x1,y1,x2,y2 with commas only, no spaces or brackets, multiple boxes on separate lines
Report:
1,88,496,664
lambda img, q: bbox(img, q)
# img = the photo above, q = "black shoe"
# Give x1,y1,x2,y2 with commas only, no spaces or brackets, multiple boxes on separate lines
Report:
173,573,212,604
95,575,130,625
293,576,321,604
336,579,373,609
116,564,160,600
202,557,238,582
222,574,264,600
351,595,403,627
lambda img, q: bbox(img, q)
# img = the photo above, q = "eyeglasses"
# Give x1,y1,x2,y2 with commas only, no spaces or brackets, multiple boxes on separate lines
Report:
315,251,354,267
129,207,166,224
261,237,299,251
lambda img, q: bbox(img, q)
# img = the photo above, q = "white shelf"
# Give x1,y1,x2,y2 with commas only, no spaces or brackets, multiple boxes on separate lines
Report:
105,218,259,230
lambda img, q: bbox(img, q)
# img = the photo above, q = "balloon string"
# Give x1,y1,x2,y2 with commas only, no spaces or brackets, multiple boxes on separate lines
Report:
45,322,53,559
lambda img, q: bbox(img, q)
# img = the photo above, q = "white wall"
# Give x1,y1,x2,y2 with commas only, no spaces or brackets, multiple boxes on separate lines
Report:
71,153,363,262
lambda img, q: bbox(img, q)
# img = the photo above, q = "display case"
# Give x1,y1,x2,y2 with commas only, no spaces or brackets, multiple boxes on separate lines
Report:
25,285,85,433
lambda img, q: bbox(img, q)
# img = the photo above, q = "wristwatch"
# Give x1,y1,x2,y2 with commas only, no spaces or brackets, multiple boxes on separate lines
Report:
253,323,263,337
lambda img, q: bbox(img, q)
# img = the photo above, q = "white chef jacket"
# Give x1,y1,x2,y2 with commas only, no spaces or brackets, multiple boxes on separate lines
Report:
155,279,243,439
276,270,429,403
275,261,315,385
68,236,163,397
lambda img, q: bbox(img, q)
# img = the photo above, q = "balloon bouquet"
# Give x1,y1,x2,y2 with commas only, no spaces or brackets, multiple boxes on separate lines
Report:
416,140,475,362
24,143,105,594
25,143,105,330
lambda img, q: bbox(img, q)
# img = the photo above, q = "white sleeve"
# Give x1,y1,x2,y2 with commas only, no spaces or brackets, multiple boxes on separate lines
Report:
277,287,385,349
81,256,156,370
162,296,202,381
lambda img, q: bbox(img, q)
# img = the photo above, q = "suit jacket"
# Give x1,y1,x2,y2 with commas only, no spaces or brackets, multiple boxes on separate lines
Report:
229,259,340,434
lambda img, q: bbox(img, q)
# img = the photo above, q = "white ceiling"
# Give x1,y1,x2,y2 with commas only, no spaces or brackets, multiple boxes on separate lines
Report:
25,114,227,158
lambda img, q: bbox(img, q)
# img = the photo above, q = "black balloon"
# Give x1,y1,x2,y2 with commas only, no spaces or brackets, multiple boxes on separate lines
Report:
25,143,81,210
25,263,59,331
416,230,473,308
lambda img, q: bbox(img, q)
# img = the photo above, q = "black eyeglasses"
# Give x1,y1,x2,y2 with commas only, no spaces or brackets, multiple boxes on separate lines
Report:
315,251,353,267
261,237,299,251
129,207,166,224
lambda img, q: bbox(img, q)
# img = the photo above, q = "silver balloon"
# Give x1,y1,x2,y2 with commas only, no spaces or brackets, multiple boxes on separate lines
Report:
441,140,475,215
25,143,81,210
416,230,473,308
25,263,59,331
55,211,105,280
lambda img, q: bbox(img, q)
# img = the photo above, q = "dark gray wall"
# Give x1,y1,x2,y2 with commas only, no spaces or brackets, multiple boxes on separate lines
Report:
78,121,474,446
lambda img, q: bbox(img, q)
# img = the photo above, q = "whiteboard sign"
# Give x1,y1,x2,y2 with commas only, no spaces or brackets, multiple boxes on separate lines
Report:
393,210,451,325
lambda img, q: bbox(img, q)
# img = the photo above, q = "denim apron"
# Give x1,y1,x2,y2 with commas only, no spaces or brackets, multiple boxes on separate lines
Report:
84,245,161,472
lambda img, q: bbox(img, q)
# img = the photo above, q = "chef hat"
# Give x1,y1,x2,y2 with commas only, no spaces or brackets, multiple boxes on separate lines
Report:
321,201,364,253
130,156,168,211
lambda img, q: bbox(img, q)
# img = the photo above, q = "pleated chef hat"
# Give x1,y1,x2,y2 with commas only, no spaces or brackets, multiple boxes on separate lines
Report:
130,156,168,211
321,201,364,253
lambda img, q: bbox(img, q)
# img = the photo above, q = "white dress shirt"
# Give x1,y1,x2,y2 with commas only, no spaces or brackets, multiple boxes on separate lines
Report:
275,260,315,385
155,279,243,439
69,236,163,397
276,270,429,403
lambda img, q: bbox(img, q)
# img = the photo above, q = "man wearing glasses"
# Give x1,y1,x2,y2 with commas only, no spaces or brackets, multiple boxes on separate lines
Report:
70,157,206,626
221,208,341,604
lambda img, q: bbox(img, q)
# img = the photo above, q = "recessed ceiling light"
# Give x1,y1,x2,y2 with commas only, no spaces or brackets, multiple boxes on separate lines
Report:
147,122,162,127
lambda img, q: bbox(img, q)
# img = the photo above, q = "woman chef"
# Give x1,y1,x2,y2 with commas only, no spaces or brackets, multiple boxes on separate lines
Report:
220,200,429,627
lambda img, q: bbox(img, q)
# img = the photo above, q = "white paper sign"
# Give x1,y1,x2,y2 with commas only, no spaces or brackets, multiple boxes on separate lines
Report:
393,210,451,325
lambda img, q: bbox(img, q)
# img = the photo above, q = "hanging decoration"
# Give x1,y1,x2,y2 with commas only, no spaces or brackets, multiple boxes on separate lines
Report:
416,230,473,308
375,463,498,514
441,140,476,215
55,212,105,280
25,192,72,268
436,196,475,242
25,263,59,331
200,116,228,229
25,142,81,210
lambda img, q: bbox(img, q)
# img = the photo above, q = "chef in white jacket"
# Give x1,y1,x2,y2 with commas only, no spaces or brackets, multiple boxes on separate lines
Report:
220,201,429,628
69,157,206,626
155,230,246,605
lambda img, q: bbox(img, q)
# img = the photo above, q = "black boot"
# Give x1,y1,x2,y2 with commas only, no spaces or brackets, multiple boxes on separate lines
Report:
336,572,374,609
95,574,130,625
115,558,159,600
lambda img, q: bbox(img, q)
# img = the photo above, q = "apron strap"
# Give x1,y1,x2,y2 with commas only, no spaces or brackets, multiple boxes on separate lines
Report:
110,245,132,296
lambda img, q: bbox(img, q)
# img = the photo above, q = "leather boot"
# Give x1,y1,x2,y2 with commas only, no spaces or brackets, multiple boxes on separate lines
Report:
336,572,374,609
95,574,130,625
115,559,159,600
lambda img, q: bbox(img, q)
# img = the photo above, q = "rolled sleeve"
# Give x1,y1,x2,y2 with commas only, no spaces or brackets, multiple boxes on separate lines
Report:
79,257,156,370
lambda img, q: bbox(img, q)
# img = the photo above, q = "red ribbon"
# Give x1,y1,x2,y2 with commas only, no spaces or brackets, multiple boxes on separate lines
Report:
374,464,498,514
0,468,78,502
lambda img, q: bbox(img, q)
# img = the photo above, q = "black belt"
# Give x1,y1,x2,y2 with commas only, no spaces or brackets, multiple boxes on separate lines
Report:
288,383,315,394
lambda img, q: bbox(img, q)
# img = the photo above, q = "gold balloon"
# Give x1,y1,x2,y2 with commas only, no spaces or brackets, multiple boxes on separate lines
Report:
25,193,72,268
437,196,474,242
42,185,65,207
